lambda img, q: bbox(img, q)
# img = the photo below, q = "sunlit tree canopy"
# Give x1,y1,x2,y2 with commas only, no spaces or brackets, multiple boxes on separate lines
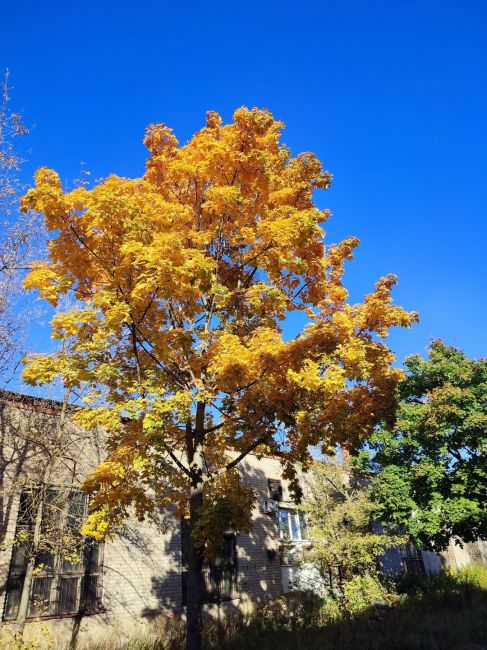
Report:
21,107,417,541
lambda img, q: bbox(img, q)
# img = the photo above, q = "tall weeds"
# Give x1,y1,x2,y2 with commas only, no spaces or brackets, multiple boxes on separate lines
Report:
18,566,486,650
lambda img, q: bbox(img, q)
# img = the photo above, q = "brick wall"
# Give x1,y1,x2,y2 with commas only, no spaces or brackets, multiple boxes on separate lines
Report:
235,454,285,602
0,393,289,646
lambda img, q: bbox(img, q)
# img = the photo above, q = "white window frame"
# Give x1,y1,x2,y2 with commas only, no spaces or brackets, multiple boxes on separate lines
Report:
278,508,308,542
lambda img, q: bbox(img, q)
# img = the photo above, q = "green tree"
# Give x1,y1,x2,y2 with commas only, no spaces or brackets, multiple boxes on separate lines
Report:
303,458,404,601
359,340,487,551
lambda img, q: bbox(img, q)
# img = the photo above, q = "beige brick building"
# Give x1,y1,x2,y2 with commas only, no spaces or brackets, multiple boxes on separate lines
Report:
0,390,290,646
0,390,484,648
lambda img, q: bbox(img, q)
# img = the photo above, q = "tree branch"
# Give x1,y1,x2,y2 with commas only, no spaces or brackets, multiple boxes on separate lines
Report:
205,431,273,483
161,440,191,478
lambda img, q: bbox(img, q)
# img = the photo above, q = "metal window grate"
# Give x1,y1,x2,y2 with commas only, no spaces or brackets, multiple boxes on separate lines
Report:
3,487,103,622
28,577,52,617
80,575,99,612
58,577,80,614
180,528,237,605
4,578,23,620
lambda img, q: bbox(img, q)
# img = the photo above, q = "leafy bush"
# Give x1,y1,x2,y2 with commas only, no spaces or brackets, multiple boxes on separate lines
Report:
341,574,389,615
0,625,53,650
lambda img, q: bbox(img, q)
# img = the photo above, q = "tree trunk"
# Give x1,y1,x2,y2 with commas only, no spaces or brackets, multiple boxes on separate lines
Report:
16,485,46,634
186,482,205,650
16,554,35,634
186,403,206,650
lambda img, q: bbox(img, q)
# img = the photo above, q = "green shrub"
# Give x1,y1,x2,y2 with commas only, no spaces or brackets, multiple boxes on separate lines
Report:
341,573,389,615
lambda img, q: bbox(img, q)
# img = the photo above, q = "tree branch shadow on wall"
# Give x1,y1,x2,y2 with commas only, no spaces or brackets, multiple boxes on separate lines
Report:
139,460,286,628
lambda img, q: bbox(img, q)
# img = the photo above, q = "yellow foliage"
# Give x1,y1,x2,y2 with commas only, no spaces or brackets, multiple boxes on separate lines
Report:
0,624,53,650
81,508,112,541
21,107,417,544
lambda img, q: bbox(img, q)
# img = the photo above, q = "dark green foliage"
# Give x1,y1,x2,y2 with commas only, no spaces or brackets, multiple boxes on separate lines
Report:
357,340,487,550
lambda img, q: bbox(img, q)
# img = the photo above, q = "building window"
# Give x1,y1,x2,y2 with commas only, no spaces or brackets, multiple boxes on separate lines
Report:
277,509,308,542
322,565,345,592
268,479,283,502
181,519,238,605
3,487,102,621
205,534,237,602
400,542,425,576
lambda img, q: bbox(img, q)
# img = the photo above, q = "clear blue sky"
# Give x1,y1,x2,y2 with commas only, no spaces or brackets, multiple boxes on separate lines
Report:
2,0,486,382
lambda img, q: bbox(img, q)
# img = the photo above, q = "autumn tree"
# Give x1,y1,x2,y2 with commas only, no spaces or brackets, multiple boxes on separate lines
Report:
358,340,487,551
20,108,416,650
